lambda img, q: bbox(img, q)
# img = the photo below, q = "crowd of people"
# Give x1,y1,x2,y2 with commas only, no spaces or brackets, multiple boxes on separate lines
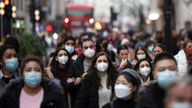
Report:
0,26,192,108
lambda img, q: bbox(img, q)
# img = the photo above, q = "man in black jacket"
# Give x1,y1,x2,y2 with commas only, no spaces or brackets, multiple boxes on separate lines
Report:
136,53,178,108
67,38,96,107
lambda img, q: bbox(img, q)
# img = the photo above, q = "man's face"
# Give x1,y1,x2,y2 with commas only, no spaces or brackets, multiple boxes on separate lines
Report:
165,83,192,108
82,41,95,52
153,59,178,79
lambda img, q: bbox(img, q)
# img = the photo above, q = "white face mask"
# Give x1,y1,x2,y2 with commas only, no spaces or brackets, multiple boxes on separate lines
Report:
171,102,192,108
58,55,68,65
96,62,108,72
148,46,154,52
137,54,146,60
156,70,177,89
84,48,95,58
139,66,151,77
115,84,131,99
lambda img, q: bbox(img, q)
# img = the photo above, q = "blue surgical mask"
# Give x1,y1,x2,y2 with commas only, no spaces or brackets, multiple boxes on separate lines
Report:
24,71,42,88
171,102,192,108
5,57,19,72
65,45,74,54
156,70,177,89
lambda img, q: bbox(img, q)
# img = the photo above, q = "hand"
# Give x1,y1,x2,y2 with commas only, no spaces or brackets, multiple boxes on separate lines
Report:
74,77,82,85
67,77,75,83
119,59,128,68
45,67,54,79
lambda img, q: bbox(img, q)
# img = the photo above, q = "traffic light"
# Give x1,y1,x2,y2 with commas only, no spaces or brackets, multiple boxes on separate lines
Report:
3,0,10,6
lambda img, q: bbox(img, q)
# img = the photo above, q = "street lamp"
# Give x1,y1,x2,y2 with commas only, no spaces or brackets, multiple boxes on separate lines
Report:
0,2,5,40
148,12,160,21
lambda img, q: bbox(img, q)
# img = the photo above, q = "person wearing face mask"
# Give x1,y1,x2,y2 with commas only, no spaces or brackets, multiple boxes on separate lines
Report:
103,69,141,108
135,59,153,84
164,77,192,108
136,53,178,108
68,38,96,107
74,52,118,108
57,36,79,61
0,44,19,97
131,47,151,67
0,55,67,108
174,40,192,76
47,48,72,107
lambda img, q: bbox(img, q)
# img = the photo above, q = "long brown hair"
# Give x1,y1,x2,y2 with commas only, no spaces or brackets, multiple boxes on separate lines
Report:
86,52,118,89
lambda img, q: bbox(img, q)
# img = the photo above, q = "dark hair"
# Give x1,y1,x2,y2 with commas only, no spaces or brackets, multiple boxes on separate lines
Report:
4,37,20,53
0,44,17,61
135,47,152,61
78,32,88,45
145,40,155,48
134,58,154,80
153,43,166,52
21,55,44,73
81,38,95,48
86,52,118,89
56,36,75,49
119,69,141,100
50,48,71,68
117,45,129,54
153,53,177,68
183,40,192,49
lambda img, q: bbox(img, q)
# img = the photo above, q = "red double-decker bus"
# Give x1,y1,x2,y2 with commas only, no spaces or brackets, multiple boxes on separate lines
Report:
64,4,94,36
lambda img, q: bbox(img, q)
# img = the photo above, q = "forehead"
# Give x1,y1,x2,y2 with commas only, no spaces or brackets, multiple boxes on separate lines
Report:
155,59,177,69
140,61,149,65
170,83,192,97
97,55,107,60
24,61,41,68
58,50,67,54
119,49,129,54
82,41,94,46
154,46,163,50
4,49,16,55
65,40,75,43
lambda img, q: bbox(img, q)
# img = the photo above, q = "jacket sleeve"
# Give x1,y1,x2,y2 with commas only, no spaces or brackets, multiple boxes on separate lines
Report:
55,93,68,108
74,79,90,108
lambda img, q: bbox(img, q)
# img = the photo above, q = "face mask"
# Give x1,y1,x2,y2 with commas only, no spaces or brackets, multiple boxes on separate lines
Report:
139,66,151,77
115,84,131,99
24,71,42,88
65,45,74,54
137,54,146,60
148,46,154,52
58,55,68,65
84,48,95,58
171,102,192,108
156,70,177,89
96,62,108,72
5,57,19,72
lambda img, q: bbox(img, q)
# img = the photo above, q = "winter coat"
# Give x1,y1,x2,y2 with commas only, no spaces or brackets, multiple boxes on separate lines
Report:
174,49,188,76
102,98,137,108
136,82,165,108
0,79,67,108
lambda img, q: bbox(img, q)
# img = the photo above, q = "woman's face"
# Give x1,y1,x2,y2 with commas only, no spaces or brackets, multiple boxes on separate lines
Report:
139,61,150,69
116,75,134,90
119,49,129,60
23,61,42,73
56,50,68,60
137,49,145,55
96,55,108,65
2,48,17,63
153,46,163,57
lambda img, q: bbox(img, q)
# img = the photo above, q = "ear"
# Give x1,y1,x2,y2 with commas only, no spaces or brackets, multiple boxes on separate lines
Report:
55,57,58,61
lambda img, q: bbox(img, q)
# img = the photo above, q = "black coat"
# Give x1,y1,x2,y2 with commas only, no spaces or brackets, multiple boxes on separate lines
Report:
102,98,137,108
74,71,117,108
0,79,67,108
68,55,85,107
136,82,165,108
